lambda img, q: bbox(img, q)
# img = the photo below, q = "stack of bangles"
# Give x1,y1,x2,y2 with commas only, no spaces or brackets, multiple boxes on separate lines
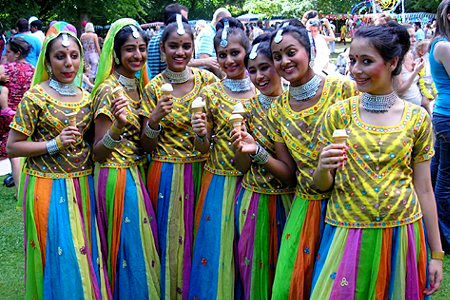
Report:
249,143,270,164
144,122,161,139
102,123,123,149
46,136,64,155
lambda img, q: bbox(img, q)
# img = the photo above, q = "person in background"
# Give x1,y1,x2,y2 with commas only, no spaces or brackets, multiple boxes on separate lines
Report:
415,21,425,41
306,19,331,74
80,22,101,82
92,18,160,299
6,22,110,299
14,18,42,67
429,0,450,255
0,37,34,194
311,21,443,299
29,17,45,43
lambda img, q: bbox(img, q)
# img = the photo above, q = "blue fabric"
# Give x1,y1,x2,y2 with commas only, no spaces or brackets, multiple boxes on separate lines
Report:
195,24,216,59
429,37,450,116
431,113,450,253
147,31,166,80
15,33,42,67
115,170,149,300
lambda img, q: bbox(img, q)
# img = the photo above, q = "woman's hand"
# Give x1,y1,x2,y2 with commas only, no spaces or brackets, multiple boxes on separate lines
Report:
414,58,425,74
424,259,443,295
191,112,207,137
149,94,173,128
231,125,257,154
111,95,129,128
58,126,81,149
317,143,347,171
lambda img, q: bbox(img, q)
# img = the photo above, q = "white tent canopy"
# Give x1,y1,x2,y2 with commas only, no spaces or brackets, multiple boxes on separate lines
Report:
236,13,263,22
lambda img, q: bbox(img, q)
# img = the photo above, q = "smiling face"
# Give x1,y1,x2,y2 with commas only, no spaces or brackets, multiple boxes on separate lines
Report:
216,34,247,79
248,54,282,97
161,30,194,72
46,36,81,84
271,32,313,86
349,37,397,95
116,35,147,77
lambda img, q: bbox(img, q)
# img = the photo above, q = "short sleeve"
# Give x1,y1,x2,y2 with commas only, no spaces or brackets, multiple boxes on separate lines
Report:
317,100,350,147
412,108,434,163
93,83,114,121
10,90,42,136
197,34,215,57
141,83,158,118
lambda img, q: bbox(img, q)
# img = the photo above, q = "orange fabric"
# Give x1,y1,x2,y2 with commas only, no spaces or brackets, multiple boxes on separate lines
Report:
289,201,322,300
268,195,277,296
147,161,163,210
110,168,126,293
417,222,427,299
375,228,392,300
34,177,52,267
194,171,213,235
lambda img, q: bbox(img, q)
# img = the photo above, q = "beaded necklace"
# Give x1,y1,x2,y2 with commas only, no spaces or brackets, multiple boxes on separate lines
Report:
116,72,138,91
360,92,398,113
289,74,321,101
164,67,190,84
258,94,278,110
49,78,78,96
223,77,252,93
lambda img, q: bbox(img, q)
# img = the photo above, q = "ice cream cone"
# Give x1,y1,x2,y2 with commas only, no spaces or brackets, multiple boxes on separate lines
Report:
229,114,244,131
232,103,246,115
65,112,77,127
161,83,173,96
191,97,206,114
333,129,348,170
112,86,124,99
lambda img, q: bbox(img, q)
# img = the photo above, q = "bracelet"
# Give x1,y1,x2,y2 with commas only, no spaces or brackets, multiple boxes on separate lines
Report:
102,130,122,149
46,139,60,155
249,143,270,165
431,251,445,261
110,123,123,135
144,122,161,139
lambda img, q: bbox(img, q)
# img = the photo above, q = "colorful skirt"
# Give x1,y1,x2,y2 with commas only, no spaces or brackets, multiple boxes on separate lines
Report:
234,187,293,300
272,196,327,300
146,160,203,300
20,174,110,300
188,171,241,300
95,165,160,299
310,220,429,299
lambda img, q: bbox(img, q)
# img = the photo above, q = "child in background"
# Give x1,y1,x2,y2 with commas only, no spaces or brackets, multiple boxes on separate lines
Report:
416,39,437,112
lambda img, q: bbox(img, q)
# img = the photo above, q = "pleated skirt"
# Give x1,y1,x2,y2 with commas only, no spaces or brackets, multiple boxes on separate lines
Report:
310,220,429,300
95,165,160,299
272,196,328,300
188,171,241,300
146,160,203,300
20,174,111,300
234,186,294,300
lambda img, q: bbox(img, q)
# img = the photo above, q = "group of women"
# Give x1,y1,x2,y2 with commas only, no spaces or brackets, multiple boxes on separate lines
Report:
5,3,446,299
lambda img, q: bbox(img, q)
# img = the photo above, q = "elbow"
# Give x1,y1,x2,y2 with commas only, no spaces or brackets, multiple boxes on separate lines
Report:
6,141,18,158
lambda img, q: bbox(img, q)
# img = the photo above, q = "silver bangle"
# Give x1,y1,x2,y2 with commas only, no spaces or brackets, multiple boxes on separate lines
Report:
249,143,270,165
102,130,122,149
46,139,60,155
144,122,161,139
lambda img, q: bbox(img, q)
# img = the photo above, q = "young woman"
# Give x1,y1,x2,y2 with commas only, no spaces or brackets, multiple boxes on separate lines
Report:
235,23,357,299
92,18,160,299
189,17,256,300
231,35,296,299
0,37,34,192
140,15,217,299
430,0,450,255
311,21,443,298
7,23,110,299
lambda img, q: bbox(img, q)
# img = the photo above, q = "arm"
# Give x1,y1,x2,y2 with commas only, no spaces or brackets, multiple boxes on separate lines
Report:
312,143,347,191
0,86,8,109
413,160,443,295
92,96,128,163
188,56,220,71
191,111,211,154
434,41,450,76
321,20,336,42
94,35,101,55
394,59,424,96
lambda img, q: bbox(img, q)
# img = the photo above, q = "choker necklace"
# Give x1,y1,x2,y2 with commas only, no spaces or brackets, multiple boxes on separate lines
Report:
360,92,398,113
49,78,78,96
258,94,278,110
223,77,252,93
289,74,321,101
164,67,190,84
116,73,138,91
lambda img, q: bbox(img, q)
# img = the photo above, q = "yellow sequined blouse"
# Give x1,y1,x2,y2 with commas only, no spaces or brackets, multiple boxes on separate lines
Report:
319,96,434,228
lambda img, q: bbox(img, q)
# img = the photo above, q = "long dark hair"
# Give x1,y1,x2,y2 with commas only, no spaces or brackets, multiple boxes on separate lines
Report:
8,37,31,60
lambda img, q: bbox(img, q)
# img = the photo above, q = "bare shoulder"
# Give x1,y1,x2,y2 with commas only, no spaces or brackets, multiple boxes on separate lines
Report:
434,40,450,62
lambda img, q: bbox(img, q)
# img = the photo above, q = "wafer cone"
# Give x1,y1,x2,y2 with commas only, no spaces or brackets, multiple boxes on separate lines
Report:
333,129,348,170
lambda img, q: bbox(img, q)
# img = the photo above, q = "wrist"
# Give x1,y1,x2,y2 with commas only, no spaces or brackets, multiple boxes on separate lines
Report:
431,251,445,261
148,117,160,130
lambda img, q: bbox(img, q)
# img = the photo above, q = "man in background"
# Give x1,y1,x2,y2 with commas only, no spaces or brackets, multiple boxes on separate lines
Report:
14,18,42,67
29,17,45,43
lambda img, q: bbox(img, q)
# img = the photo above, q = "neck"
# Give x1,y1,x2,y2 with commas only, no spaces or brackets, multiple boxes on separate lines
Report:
115,67,135,79
291,69,316,87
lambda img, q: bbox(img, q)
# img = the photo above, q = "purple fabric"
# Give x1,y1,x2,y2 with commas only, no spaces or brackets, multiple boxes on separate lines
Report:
182,164,195,300
96,168,109,262
137,170,159,252
406,224,420,299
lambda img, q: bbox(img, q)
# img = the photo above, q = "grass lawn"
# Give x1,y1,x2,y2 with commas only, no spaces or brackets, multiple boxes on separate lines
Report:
0,170,449,298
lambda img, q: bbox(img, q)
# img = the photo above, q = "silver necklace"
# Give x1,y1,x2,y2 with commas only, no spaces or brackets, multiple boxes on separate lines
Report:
49,78,78,96
360,92,398,113
164,67,190,84
258,94,278,110
223,77,252,93
116,73,138,91
289,74,321,101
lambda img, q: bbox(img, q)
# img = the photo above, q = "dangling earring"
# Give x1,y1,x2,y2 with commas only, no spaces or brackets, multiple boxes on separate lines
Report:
47,65,53,78
309,60,315,69
160,52,166,63
113,52,120,65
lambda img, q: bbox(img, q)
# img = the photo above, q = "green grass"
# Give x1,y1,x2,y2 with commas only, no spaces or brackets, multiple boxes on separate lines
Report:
0,172,449,298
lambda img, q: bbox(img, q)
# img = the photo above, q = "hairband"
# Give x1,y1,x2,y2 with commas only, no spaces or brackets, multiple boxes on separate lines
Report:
131,26,140,39
274,22,289,44
61,33,70,47
220,20,230,48
307,31,316,64
176,14,185,35
249,43,260,60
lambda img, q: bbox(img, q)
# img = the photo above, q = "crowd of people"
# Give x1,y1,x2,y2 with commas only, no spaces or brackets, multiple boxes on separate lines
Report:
0,1,448,299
